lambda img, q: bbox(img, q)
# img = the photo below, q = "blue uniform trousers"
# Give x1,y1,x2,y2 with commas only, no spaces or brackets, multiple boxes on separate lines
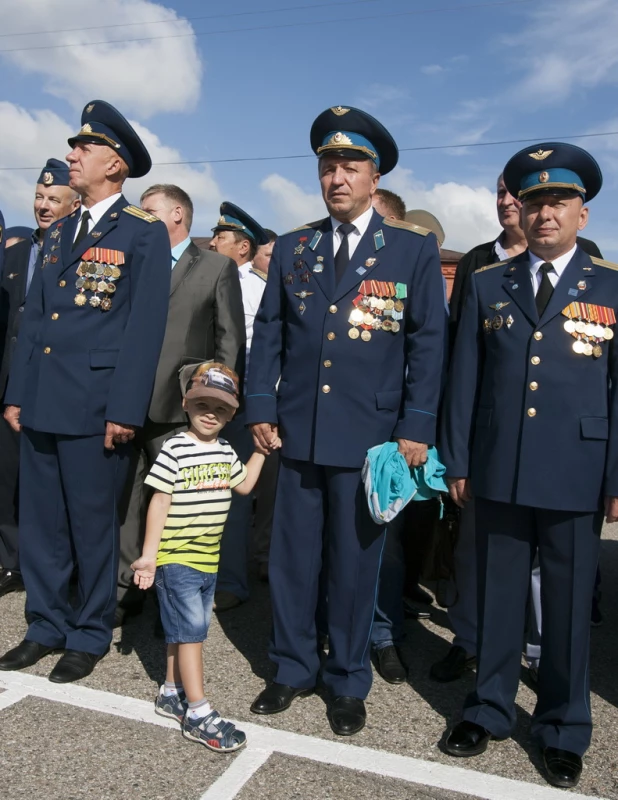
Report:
269,457,385,699
20,428,130,655
464,497,602,756
371,515,405,650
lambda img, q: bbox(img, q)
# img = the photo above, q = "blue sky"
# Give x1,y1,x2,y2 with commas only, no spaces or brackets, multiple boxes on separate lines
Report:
1,0,618,256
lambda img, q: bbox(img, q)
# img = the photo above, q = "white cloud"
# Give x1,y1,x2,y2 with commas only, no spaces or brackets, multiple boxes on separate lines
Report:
259,169,500,253
260,174,326,232
421,64,445,76
0,102,222,231
1,0,202,118
385,167,500,253
506,0,618,105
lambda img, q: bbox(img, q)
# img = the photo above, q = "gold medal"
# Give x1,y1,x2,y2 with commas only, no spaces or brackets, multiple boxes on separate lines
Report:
89,295,101,308
97,280,108,292
593,344,603,358
604,327,614,340
95,264,105,276
394,300,404,312
104,266,113,277
361,329,372,342
363,312,374,326
111,267,121,279
100,296,112,311
375,298,386,311
564,320,576,334
349,309,364,324
74,293,87,306
583,342,593,356
584,323,596,337
573,340,585,354
348,327,360,339
384,299,395,311
382,319,393,332
593,324,605,338
575,320,586,334
391,320,401,333
87,262,97,275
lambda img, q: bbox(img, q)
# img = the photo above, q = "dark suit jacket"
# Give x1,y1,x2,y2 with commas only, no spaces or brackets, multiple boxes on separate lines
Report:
148,242,246,424
0,239,31,399
449,235,603,344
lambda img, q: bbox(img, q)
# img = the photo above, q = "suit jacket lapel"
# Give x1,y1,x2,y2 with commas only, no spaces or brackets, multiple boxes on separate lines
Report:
538,247,595,328
332,210,383,303
59,195,126,276
170,241,200,295
501,252,538,327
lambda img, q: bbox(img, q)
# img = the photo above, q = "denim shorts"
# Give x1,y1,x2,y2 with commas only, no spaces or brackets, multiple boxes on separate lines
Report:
155,563,217,644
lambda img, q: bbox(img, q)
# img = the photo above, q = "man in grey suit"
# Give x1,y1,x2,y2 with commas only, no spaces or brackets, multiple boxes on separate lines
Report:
116,184,246,621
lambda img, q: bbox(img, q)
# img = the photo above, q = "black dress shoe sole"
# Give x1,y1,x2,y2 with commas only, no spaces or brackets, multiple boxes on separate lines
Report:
444,739,490,757
328,717,366,736
250,688,313,715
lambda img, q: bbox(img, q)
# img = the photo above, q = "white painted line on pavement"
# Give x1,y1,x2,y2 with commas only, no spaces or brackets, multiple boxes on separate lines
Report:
0,687,28,711
198,747,271,800
0,672,606,800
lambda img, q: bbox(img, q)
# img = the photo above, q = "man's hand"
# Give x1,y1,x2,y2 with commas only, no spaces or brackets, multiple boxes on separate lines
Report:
605,496,618,523
447,477,472,509
131,556,156,590
251,423,282,454
104,421,135,450
396,439,428,468
4,405,21,433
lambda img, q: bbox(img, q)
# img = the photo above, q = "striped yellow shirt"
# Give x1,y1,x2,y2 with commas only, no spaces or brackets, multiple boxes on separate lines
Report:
145,433,247,573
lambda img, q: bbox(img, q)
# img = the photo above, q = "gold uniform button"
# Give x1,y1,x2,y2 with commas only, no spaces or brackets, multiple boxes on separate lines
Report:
327,332,336,341
43,347,51,354
51,313,59,321
531,356,541,365
58,280,66,288
533,331,543,341
527,408,537,417
329,305,337,314
323,360,332,368
529,381,539,391
322,385,331,394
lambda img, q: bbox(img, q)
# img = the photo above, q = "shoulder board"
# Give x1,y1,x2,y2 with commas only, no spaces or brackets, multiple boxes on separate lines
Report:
285,218,325,235
591,256,618,272
249,267,268,282
383,218,431,236
475,259,512,274
122,205,159,223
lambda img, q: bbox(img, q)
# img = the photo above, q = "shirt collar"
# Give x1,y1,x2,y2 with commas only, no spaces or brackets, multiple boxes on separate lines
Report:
238,261,253,279
330,204,374,238
493,233,510,262
171,236,192,265
528,244,578,279
79,192,122,228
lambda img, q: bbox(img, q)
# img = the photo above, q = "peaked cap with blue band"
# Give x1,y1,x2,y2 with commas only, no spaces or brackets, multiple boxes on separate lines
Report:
212,201,269,245
503,141,602,203
67,100,152,179
310,105,399,175
37,158,70,187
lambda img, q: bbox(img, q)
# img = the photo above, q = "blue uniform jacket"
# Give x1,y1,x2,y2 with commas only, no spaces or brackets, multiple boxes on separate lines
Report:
440,247,618,512
5,196,171,435
245,210,447,468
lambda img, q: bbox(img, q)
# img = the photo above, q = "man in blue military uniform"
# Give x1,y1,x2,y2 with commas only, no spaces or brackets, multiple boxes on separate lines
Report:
0,100,170,683
246,106,446,735
440,142,615,788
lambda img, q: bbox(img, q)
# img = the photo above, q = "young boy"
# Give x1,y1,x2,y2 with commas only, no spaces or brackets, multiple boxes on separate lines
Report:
131,362,267,753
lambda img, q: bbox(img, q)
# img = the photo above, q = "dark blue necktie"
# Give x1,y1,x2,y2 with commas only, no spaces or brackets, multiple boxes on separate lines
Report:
334,223,355,284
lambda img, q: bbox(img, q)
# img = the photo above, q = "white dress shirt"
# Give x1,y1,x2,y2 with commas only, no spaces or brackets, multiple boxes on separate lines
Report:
528,244,577,292
331,204,374,259
238,261,267,381
73,193,122,241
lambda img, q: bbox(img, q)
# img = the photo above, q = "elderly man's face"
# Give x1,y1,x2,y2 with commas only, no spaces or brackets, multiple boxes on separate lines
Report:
496,176,522,232
521,193,588,256
319,155,379,222
34,183,80,231
66,142,119,194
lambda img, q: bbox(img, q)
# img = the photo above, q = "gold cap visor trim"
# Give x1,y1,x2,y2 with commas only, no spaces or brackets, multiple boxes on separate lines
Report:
316,143,377,161
519,181,586,199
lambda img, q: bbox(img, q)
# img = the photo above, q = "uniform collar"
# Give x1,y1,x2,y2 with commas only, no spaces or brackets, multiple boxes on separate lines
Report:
330,204,374,238
528,243,577,280
238,261,253,279
79,192,122,228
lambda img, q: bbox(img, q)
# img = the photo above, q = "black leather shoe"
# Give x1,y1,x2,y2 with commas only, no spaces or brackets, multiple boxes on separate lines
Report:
444,721,493,757
0,569,25,598
0,640,57,671
430,645,476,682
250,682,313,715
375,645,406,684
328,696,366,736
543,747,582,789
48,649,105,683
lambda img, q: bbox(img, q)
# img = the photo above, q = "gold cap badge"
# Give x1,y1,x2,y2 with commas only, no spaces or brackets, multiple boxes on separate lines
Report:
529,149,554,161
80,123,93,134
86,103,95,113
331,106,350,116
329,132,353,146
42,171,54,186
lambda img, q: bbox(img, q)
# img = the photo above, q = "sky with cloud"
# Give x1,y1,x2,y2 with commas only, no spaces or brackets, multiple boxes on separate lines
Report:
1,0,618,256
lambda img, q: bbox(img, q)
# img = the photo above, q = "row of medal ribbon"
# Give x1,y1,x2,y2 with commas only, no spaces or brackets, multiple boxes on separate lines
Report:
347,280,406,341
562,301,615,358
74,260,123,310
